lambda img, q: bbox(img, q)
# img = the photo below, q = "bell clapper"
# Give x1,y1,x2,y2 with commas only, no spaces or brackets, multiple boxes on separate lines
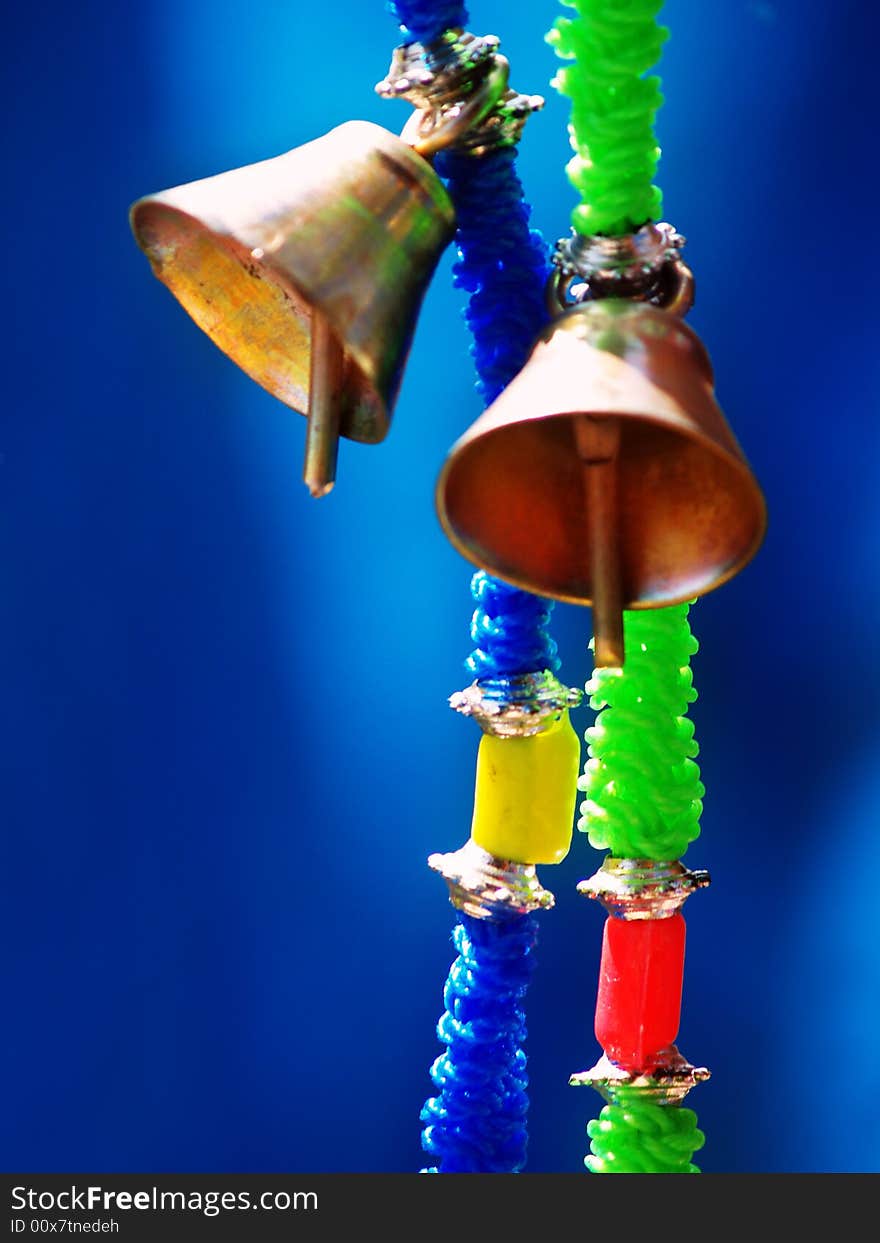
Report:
575,416,625,669
303,311,345,499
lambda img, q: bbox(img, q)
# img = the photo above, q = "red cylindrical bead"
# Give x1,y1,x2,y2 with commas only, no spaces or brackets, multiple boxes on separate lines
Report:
594,914,686,1073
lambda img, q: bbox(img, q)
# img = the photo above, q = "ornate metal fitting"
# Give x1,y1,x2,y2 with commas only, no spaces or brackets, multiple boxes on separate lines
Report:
428,838,555,920
578,857,710,921
376,29,543,158
549,222,694,318
449,669,582,738
570,1046,711,1106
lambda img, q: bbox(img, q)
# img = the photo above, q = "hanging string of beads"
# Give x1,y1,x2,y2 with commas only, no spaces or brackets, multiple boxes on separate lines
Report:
383,0,580,1174
548,0,709,1174
129,0,767,1178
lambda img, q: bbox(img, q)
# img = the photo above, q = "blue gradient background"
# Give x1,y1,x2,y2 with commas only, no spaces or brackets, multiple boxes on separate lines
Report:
3,0,878,1173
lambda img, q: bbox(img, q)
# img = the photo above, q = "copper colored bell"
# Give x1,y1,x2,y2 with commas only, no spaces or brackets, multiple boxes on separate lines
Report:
436,300,766,666
130,121,455,496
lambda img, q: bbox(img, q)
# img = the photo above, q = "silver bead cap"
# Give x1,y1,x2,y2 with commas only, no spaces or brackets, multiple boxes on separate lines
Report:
549,222,693,316
553,221,684,288
376,29,543,157
377,29,501,107
570,1046,711,1106
578,857,710,920
428,838,555,920
450,669,582,737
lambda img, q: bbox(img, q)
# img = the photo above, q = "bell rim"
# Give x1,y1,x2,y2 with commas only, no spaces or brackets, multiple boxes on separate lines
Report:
131,198,400,444
435,409,768,609
434,518,768,610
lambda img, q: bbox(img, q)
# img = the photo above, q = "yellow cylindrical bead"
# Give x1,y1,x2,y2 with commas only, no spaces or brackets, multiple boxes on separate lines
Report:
470,709,581,865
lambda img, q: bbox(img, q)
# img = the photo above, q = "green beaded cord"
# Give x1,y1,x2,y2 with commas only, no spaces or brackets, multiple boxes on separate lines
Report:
587,1089,704,1174
547,0,667,236
578,605,706,1171
548,3,709,1171
579,603,703,861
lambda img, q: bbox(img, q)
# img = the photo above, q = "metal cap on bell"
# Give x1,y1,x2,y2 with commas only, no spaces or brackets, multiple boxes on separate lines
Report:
436,299,767,666
130,121,454,497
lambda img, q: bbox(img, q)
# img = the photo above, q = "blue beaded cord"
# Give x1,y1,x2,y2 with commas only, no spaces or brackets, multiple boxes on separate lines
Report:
433,149,555,682
467,571,560,681
386,0,561,1176
387,0,468,43
421,913,538,1173
422,146,556,1176
435,147,551,408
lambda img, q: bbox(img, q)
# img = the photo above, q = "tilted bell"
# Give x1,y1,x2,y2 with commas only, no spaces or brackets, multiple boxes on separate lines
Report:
130,120,454,496
436,299,767,666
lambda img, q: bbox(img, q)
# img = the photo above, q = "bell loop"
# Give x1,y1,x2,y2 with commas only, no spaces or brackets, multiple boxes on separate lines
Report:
377,28,543,158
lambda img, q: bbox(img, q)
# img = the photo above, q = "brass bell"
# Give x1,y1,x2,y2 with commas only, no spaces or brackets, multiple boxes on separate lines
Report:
130,120,455,496
436,299,767,667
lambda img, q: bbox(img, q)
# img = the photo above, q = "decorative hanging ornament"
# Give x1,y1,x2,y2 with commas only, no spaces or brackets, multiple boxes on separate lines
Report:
537,0,753,1175
127,0,766,1177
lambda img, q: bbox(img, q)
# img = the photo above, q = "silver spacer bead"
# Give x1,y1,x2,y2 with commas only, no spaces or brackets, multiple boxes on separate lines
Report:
377,28,500,105
428,838,555,920
449,669,582,738
376,29,543,157
570,1046,711,1106
578,857,710,920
